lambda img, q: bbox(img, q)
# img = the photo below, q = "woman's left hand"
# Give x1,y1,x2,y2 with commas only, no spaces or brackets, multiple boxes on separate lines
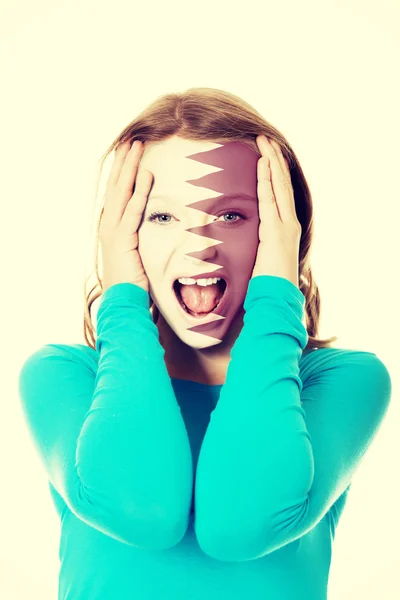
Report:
251,135,302,289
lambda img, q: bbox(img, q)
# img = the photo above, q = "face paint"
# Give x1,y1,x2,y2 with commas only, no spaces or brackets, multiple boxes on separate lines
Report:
137,135,260,350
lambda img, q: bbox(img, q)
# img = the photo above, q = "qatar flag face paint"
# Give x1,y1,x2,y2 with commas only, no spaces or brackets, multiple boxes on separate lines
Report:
137,135,260,349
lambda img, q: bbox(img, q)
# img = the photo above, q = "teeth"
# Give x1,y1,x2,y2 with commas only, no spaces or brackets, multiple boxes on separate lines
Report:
178,277,221,287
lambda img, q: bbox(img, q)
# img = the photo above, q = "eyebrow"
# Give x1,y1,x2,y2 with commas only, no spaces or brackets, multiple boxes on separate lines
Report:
147,193,256,203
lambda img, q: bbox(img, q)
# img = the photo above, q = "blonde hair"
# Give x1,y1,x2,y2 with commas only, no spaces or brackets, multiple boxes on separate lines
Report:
83,87,338,351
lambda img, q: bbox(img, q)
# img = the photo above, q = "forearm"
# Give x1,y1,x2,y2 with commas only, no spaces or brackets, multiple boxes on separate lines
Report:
76,282,193,548
194,275,311,560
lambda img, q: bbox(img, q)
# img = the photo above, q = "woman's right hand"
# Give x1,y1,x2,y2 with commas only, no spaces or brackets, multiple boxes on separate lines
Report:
100,140,153,294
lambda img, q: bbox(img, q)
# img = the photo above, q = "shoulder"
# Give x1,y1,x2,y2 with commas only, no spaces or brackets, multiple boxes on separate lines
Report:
19,342,99,380
299,346,392,400
300,345,390,372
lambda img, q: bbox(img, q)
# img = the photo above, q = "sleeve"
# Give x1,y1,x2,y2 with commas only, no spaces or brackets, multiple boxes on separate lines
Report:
18,283,193,550
194,275,392,561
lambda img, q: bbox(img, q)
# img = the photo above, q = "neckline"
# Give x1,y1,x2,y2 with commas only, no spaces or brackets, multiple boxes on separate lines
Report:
171,377,223,389
169,349,315,389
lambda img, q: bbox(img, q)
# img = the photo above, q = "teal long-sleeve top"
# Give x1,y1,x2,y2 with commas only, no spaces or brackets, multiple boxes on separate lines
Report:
18,275,392,600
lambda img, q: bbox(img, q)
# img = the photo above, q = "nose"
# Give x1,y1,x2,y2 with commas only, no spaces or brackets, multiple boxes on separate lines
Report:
185,242,218,264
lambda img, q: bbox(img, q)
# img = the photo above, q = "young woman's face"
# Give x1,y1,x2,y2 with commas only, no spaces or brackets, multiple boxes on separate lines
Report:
137,135,261,349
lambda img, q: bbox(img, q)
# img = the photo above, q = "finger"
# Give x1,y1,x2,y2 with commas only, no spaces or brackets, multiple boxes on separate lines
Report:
257,136,295,223
103,141,144,226
268,139,298,223
269,139,290,173
106,141,134,189
116,140,144,191
120,167,153,235
257,157,282,224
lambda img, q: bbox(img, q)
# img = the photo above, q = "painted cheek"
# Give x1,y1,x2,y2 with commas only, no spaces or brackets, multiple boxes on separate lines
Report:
183,140,260,288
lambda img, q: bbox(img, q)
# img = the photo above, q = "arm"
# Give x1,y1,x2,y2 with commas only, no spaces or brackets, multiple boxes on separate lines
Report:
194,275,392,561
18,282,193,550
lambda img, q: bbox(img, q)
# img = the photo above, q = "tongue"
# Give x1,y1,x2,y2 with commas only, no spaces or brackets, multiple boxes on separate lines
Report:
180,283,223,314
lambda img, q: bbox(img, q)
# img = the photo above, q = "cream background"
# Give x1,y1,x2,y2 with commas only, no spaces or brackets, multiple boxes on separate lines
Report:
1,0,398,598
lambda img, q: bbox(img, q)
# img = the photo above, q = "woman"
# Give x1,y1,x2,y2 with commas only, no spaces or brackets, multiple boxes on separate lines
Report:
18,87,392,600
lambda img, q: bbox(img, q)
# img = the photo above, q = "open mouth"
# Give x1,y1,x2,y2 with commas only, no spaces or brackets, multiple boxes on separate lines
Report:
173,279,228,319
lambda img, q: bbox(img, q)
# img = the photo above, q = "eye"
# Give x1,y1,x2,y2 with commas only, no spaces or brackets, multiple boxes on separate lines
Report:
217,211,245,225
147,210,176,225
147,210,246,226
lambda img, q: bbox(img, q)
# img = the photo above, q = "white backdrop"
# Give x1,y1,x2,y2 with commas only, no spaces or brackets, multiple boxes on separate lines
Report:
1,0,398,598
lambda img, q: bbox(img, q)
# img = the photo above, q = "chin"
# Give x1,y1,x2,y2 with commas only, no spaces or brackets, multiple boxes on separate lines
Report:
181,335,223,350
